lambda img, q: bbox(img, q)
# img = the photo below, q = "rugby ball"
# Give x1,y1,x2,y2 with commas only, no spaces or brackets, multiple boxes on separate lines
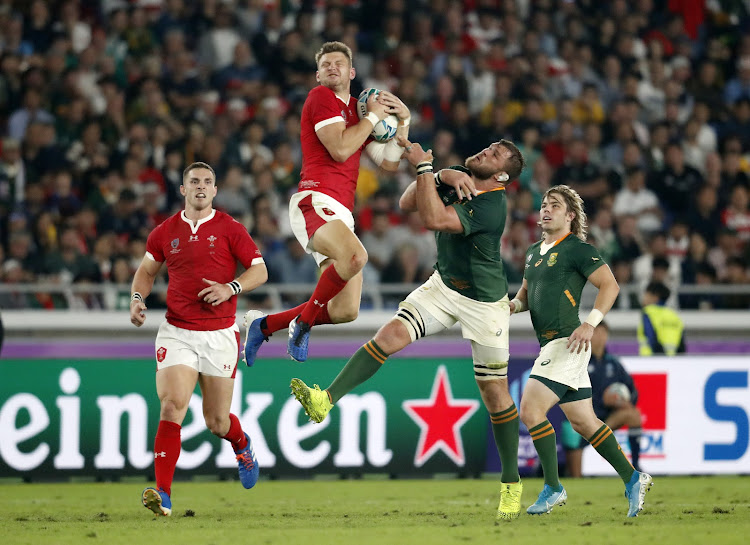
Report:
603,382,631,407
357,88,399,142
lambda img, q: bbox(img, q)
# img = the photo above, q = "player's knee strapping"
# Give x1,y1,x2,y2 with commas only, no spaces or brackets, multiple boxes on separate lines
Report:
395,301,427,342
471,341,509,380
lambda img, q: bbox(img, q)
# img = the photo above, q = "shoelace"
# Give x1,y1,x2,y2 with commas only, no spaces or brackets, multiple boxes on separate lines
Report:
236,451,255,470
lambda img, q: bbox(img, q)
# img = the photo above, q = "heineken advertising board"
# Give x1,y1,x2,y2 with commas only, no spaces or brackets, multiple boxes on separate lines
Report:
1,357,542,479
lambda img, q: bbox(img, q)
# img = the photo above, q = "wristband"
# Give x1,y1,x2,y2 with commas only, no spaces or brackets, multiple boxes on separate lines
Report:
399,116,411,127
434,171,442,186
131,292,143,302
383,138,404,162
511,298,526,313
416,164,433,176
584,308,604,327
227,280,242,295
365,112,380,127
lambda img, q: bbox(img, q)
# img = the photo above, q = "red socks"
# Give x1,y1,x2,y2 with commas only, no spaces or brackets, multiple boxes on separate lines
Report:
263,302,307,335
262,272,342,335
222,413,248,453
299,266,347,325
154,420,181,497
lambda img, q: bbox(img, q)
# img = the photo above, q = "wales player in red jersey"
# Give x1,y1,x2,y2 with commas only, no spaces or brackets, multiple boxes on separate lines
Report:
242,41,410,364
511,185,652,517
130,162,268,516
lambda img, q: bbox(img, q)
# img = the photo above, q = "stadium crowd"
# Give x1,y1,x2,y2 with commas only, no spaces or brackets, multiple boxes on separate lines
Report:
0,0,749,311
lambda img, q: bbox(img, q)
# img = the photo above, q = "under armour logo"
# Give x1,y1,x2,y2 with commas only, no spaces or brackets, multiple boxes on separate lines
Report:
592,257,600,261
313,299,325,308
189,235,199,242
154,451,167,458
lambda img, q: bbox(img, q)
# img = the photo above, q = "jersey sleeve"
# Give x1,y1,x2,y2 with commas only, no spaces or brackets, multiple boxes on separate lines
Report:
309,87,346,132
451,194,503,236
229,220,264,270
145,223,165,262
575,240,606,278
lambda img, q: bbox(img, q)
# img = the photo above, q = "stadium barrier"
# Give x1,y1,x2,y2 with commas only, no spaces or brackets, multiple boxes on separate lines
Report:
1,353,748,480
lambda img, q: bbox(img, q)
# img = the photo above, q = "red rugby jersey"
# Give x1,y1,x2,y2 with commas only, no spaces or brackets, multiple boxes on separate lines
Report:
145,209,263,331
298,85,368,211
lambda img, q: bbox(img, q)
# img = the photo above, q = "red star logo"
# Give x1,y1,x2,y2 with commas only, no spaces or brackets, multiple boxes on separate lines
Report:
402,366,479,467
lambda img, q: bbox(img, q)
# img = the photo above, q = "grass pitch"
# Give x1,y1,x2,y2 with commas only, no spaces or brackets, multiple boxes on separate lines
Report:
1,476,747,545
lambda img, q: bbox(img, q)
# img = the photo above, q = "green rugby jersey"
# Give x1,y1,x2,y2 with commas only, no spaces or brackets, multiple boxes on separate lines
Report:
434,166,508,302
523,232,605,346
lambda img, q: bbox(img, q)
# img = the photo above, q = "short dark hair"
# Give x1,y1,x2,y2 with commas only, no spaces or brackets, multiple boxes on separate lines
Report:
182,162,216,183
315,41,353,67
645,281,671,303
652,256,670,270
499,139,526,180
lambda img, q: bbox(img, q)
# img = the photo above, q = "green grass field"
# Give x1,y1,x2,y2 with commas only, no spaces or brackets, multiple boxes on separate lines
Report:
1,476,747,545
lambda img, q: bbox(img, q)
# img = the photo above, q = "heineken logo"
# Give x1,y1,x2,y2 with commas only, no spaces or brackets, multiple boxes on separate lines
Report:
403,366,479,467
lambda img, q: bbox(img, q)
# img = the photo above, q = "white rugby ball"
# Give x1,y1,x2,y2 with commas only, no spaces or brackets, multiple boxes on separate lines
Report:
357,87,399,142
605,382,631,403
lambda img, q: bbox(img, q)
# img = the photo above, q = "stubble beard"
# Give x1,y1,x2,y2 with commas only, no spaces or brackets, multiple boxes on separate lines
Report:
465,155,496,180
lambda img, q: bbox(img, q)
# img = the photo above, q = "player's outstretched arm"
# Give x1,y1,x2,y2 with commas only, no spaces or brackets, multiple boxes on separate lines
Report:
130,257,162,327
198,263,268,307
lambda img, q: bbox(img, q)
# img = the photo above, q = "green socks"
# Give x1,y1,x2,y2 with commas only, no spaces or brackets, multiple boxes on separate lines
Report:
490,404,520,483
589,424,636,483
529,420,561,490
327,340,388,403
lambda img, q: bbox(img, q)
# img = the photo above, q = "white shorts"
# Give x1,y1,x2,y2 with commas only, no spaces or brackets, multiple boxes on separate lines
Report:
529,337,592,390
155,321,241,378
403,271,510,349
288,190,355,266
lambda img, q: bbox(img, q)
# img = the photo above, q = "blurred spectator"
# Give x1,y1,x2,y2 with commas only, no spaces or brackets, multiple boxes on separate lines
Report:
685,185,722,246
722,257,750,309
612,167,662,235
721,184,750,243
650,142,703,217
266,237,319,306
360,211,401,274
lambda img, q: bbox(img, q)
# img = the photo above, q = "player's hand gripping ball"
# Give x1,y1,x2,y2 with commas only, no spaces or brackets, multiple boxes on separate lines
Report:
357,88,399,142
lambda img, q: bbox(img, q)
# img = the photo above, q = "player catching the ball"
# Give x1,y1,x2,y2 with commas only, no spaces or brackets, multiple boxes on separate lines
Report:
290,136,528,522
511,185,653,517
242,41,410,364
130,162,268,516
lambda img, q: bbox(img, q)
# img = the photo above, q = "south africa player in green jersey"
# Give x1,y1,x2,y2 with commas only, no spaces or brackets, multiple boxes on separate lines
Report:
290,136,526,522
510,185,653,518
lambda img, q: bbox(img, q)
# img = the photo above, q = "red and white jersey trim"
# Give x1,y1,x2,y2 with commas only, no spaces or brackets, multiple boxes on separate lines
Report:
315,116,345,131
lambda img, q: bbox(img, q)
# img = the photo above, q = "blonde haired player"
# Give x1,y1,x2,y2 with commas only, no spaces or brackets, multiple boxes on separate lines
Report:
511,185,652,517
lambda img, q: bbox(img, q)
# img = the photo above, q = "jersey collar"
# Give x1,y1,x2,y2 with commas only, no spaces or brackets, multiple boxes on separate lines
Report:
475,187,506,195
543,231,573,247
181,209,216,234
